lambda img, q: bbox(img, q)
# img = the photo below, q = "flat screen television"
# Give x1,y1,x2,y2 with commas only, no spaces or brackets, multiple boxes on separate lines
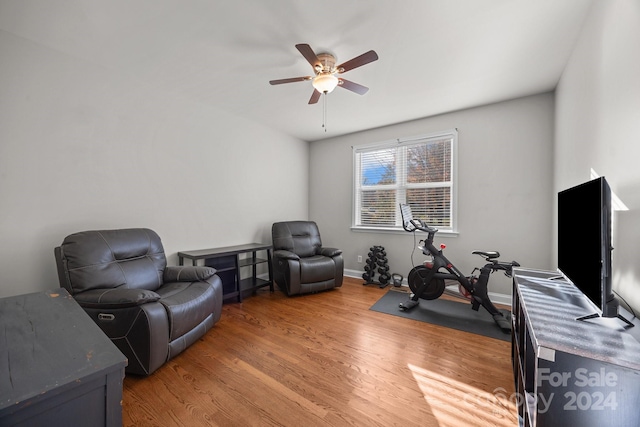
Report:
557,176,625,322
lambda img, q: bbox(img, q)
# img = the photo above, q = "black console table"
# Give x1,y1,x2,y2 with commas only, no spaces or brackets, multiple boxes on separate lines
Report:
0,289,127,427
178,243,273,302
512,268,640,426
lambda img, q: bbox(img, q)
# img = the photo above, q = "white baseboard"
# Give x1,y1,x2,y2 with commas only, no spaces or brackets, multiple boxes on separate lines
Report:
488,291,512,307
344,268,512,307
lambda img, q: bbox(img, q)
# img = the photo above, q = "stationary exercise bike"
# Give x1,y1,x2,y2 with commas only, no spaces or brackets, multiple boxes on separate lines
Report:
398,204,520,333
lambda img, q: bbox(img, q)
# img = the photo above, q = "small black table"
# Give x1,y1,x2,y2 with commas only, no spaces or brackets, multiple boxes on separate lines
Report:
178,243,274,302
0,288,127,426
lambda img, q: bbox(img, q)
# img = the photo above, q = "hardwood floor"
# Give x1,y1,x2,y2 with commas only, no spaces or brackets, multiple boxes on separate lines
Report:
122,277,518,426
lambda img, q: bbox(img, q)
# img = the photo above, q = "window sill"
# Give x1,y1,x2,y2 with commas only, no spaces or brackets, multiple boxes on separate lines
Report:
350,226,459,237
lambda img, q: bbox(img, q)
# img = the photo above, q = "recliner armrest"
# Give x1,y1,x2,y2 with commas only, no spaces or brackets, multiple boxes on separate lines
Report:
320,247,342,257
74,288,161,309
164,266,217,283
274,249,300,261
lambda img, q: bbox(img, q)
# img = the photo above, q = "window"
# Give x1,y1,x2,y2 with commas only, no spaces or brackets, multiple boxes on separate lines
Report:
353,130,457,232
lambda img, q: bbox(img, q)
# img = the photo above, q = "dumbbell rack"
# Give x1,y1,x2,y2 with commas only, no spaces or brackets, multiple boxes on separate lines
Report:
362,245,391,288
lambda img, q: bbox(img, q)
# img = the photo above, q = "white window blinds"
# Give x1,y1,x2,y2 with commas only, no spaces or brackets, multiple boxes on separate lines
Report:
353,130,457,231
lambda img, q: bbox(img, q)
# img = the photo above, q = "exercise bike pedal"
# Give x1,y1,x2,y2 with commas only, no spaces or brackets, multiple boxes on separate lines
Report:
399,299,419,311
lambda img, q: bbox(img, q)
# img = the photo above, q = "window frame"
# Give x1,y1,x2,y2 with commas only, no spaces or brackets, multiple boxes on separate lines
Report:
351,129,458,234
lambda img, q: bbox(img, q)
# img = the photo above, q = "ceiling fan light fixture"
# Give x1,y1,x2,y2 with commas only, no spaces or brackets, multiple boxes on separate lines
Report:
312,73,339,93
270,44,378,104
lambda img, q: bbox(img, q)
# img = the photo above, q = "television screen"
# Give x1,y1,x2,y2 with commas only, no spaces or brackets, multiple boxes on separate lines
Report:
558,176,617,318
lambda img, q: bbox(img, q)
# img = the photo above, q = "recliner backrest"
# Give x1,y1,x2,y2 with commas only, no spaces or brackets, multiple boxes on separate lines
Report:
272,221,322,257
57,228,167,294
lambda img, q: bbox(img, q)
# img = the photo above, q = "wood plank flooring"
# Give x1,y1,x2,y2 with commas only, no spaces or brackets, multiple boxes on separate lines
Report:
122,277,518,426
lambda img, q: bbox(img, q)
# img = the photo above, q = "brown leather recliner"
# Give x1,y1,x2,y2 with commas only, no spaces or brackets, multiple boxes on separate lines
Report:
54,228,223,376
271,221,343,296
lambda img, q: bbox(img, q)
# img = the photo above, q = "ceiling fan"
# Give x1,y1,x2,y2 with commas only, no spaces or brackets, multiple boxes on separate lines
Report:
269,44,379,104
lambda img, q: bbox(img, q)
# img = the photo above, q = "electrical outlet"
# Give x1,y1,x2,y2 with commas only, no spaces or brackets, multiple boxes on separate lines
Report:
357,255,363,263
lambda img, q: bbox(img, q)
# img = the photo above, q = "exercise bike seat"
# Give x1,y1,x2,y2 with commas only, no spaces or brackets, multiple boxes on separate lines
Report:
472,250,500,259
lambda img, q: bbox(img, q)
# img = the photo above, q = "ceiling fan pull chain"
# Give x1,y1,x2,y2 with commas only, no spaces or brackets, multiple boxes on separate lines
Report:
323,93,327,132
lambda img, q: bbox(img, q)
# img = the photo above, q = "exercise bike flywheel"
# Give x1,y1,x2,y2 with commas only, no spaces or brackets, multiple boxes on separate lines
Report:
407,265,445,300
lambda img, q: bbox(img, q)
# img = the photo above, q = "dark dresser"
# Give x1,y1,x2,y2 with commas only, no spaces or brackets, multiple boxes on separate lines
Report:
0,288,127,426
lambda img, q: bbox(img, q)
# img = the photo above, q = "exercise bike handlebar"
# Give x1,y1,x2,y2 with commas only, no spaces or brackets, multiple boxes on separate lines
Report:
406,218,438,235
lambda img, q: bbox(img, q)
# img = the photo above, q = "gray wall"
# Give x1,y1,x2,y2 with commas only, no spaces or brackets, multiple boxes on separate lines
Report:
555,0,640,312
0,28,309,298
310,93,555,301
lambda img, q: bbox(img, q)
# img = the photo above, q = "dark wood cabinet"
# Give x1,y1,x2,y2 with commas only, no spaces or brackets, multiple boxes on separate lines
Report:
178,243,273,302
512,268,640,426
0,289,127,426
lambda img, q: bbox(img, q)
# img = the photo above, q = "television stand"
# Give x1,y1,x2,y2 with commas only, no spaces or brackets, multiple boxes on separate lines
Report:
178,243,273,302
512,268,640,426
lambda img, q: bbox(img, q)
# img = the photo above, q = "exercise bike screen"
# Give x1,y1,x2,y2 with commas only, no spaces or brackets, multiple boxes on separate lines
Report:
400,204,415,231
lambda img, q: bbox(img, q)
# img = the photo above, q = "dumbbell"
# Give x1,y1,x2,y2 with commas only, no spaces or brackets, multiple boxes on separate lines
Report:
376,258,388,267
377,265,389,274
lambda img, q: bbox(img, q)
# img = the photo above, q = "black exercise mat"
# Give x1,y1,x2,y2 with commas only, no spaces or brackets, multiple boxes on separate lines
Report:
370,289,511,342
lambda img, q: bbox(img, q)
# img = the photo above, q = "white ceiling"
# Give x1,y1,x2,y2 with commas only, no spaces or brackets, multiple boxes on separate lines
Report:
0,0,595,141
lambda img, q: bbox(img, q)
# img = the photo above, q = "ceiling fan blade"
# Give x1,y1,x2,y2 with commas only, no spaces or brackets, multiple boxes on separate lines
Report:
308,89,321,104
338,78,369,95
269,76,311,85
296,44,321,69
337,50,379,73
